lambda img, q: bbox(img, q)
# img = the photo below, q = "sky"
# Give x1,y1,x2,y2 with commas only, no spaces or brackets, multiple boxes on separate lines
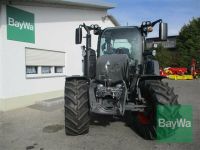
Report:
105,0,200,37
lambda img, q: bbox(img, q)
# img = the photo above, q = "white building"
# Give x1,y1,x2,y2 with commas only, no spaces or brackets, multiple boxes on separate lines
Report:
0,0,118,111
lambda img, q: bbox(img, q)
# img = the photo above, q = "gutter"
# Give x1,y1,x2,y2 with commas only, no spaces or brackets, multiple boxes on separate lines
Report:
4,0,116,9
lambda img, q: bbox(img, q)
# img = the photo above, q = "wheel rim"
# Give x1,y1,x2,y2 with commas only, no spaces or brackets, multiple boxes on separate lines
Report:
136,112,152,125
136,93,154,125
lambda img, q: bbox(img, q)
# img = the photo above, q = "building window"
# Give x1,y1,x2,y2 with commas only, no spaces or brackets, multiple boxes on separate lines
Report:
26,66,38,74
41,66,51,74
26,48,65,78
55,66,63,73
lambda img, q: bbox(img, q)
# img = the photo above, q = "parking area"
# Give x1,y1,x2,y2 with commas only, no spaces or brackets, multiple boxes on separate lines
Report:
0,79,200,150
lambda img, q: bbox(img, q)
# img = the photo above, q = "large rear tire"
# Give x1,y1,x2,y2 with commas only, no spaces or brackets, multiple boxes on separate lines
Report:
64,79,90,136
126,80,180,140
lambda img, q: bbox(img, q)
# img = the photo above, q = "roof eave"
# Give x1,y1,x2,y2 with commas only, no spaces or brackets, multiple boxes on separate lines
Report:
30,0,116,9
107,15,120,26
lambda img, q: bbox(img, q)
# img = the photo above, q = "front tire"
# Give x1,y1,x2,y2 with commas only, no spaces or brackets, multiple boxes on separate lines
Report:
64,78,90,136
127,80,180,140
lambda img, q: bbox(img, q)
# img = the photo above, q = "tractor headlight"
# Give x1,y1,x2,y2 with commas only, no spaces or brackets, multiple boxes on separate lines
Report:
152,50,156,56
116,84,122,88
97,84,104,88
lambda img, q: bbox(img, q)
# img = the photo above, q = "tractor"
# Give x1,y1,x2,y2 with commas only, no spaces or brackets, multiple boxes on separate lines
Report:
64,19,180,140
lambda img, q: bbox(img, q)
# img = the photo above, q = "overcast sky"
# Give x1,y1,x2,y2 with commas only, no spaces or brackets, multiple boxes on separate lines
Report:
105,0,200,37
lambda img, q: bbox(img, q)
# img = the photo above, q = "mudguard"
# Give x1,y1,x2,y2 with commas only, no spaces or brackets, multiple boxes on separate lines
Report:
65,76,89,82
140,75,166,81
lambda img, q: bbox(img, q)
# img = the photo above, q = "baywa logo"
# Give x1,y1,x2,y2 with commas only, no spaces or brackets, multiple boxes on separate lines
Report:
156,105,193,143
8,17,34,31
7,5,35,43
158,118,192,129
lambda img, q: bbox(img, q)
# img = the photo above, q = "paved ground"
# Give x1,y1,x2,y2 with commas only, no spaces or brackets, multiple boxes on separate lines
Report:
0,79,200,150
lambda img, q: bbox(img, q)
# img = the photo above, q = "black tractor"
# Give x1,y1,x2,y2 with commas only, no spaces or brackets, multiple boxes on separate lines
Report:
64,19,179,140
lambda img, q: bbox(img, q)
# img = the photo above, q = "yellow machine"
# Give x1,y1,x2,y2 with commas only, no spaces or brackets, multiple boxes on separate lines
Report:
168,75,193,80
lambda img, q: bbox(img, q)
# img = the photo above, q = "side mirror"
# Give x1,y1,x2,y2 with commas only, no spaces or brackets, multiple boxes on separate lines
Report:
75,27,82,44
143,50,156,56
159,22,168,41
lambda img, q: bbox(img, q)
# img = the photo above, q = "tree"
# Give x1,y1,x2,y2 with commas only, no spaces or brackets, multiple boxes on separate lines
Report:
155,44,174,67
176,18,200,67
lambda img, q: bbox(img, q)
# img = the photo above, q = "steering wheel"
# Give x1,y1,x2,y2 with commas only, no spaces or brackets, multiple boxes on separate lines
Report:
115,47,125,54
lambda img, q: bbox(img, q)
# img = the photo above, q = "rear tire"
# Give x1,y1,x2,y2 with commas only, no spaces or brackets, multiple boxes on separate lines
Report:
126,80,180,140
64,79,90,136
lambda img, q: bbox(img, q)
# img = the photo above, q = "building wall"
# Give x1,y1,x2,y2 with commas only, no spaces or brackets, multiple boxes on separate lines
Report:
146,36,177,49
0,5,2,97
0,4,3,100
0,3,115,111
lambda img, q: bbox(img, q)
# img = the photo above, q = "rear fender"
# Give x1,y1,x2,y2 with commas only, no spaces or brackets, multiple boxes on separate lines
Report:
132,75,166,102
65,76,89,82
131,75,166,92
139,75,166,81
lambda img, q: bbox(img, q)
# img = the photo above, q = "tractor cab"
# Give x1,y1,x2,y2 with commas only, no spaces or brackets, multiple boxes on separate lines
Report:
96,27,144,84
98,27,143,65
